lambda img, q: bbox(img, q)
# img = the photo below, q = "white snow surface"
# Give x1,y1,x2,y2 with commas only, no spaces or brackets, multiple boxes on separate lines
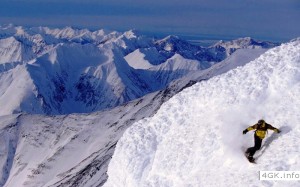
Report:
152,54,200,71
0,89,163,187
124,49,155,69
0,37,34,64
105,40,300,186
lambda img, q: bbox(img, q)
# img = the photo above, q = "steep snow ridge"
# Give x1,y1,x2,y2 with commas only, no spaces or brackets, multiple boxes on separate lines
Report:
124,49,155,69
154,35,225,64
159,48,270,98
128,35,276,72
23,42,160,115
26,43,123,114
149,54,202,86
0,114,20,187
0,25,120,50
0,113,121,187
0,64,43,115
153,54,200,71
0,80,180,187
0,41,122,115
111,30,152,54
0,37,34,64
124,47,167,69
125,50,201,71
198,48,270,78
0,38,157,115
36,26,112,44
105,40,300,186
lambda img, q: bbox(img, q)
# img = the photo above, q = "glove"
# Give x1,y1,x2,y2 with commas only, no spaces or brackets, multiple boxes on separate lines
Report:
243,130,248,134
277,129,281,133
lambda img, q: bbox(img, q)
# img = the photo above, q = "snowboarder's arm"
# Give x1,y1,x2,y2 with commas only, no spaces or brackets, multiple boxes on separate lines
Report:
267,123,281,133
243,124,258,134
246,124,258,131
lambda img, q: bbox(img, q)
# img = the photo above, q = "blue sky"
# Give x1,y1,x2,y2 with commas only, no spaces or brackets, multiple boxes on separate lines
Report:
0,0,299,42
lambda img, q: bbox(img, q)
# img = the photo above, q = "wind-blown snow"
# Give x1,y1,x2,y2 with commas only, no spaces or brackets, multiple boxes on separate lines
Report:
105,40,300,186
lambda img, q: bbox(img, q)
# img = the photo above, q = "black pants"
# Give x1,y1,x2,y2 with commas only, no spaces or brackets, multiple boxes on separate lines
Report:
246,134,262,157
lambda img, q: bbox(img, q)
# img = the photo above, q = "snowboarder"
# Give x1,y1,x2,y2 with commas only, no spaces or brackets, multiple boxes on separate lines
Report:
242,119,281,162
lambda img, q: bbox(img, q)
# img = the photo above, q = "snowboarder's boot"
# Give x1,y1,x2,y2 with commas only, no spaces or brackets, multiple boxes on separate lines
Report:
247,155,255,163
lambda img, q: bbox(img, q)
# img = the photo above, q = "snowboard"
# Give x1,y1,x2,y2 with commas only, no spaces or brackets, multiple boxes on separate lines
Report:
244,152,256,164
246,156,256,164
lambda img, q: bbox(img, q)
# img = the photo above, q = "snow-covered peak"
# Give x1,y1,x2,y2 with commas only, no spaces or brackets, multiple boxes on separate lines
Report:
153,35,219,64
214,37,280,56
155,35,179,45
0,25,119,46
110,30,151,52
105,40,300,186
15,26,26,36
0,36,19,47
38,26,111,42
155,35,190,50
153,53,200,71
123,30,138,39
45,26,77,38
0,36,35,64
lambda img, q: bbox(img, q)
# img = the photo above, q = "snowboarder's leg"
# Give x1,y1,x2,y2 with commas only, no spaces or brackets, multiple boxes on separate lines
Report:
254,135,262,150
245,147,252,154
246,147,255,157
248,135,262,157
245,135,262,163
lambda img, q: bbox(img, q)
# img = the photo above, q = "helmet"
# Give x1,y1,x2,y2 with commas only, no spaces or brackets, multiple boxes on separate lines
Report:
258,119,265,124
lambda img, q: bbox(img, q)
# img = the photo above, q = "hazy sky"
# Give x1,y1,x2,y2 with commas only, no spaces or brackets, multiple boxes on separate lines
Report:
0,0,299,41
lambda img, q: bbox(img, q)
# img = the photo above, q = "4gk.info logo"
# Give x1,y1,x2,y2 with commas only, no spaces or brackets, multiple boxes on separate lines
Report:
260,171,300,180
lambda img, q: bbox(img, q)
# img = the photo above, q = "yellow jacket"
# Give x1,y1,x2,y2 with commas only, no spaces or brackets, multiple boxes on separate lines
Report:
245,122,280,139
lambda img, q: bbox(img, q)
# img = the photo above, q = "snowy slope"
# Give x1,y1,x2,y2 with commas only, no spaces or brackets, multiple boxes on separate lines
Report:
0,92,163,187
0,64,44,114
105,40,300,187
124,49,155,69
0,37,35,64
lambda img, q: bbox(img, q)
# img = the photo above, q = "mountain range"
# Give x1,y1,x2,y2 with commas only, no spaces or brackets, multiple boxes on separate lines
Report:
0,25,279,115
